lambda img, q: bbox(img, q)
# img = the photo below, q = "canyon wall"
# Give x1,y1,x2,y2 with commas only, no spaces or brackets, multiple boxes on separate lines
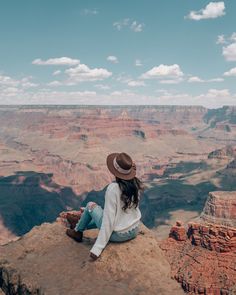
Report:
161,191,236,294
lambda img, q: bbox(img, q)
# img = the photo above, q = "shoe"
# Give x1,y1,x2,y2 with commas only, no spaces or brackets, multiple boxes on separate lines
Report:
66,215,80,229
66,229,83,242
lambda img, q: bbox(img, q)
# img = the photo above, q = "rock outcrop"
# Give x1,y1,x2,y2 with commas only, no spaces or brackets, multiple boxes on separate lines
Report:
200,191,236,227
227,158,236,169
0,220,183,295
160,191,236,294
208,146,236,159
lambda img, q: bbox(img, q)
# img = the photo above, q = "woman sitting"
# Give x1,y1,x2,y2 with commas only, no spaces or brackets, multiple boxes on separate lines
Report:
66,152,144,260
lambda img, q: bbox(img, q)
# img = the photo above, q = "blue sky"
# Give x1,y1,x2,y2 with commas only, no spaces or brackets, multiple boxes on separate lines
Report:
0,0,236,107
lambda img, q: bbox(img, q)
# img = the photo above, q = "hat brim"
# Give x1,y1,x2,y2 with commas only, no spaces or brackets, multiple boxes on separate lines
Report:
106,153,136,180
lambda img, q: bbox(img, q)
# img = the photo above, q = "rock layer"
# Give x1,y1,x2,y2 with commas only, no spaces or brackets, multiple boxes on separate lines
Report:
160,191,236,294
200,191,236,227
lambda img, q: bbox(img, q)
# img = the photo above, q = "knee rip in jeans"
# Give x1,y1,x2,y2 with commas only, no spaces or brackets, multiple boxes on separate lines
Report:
87,201,98,212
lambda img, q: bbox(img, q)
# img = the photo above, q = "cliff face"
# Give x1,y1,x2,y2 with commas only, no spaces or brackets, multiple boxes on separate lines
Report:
0,221,183,295
160,191,236,294
200,191,236,228
0,171,81,241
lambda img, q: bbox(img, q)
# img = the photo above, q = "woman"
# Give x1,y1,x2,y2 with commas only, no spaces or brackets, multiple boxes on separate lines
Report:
66,152,144,260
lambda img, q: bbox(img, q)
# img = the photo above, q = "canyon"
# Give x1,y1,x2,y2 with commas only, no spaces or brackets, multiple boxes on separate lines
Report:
0,190,235,294
0,105,235,294
0,105,236,241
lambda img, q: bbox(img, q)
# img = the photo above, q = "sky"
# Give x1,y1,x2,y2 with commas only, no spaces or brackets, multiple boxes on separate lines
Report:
0,0,236,107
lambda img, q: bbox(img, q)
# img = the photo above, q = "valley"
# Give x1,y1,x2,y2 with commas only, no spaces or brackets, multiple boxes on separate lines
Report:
0,105,235,244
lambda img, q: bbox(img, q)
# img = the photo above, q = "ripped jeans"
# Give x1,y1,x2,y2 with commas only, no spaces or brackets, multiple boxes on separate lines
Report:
74,202,139,242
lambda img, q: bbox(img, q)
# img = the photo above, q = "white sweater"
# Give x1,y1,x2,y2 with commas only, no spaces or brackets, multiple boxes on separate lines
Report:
90,182,142,257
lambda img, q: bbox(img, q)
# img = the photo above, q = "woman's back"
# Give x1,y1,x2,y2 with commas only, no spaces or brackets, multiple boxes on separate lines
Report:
108,182,141,232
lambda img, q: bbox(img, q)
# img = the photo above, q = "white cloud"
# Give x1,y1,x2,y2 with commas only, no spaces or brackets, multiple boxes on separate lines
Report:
113,19,130,31
0,74,38,99
0,74,38,89
230,32,236,42
208,78,224,82
1,85,236,108
47,81,62,87
116,74,131,84
135,59,142,67
186,2,225,21
95,84,110,90
188,76,224,83
217,32,236,45
224,67,236,77
107,55,119,64
53,70,61,76
32,57,80,66
223,43,236,61
81,9,98,15
1,87,22,97
141,64,184,80
33,57,112,84
217,32,236,61
113,19,144,33
110,90,135,97
65,64,112,83
156,89,233,108
21,81,38,88
0,74,19,87
21,77,38,88
216,35,226,44
159,79,183,84
127,80,145,87
130,21,144,32
188,76,204,83
205,88,230,97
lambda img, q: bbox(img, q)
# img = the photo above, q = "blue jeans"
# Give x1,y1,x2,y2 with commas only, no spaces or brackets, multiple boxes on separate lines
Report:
75,202,139,242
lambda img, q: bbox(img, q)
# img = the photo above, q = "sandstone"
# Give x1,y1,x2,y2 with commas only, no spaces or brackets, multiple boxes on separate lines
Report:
0,221,183,295
160,191,236,294
187,222,236,252
200,191,236,227
169,221,187,241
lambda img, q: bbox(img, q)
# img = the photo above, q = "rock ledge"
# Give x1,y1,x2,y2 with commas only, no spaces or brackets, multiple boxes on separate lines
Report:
0,221,183,295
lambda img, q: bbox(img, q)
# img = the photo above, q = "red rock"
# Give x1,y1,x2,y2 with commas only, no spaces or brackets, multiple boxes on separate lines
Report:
176,220,183,227
200,191,236,228
169,222,187,241
160,191,236,294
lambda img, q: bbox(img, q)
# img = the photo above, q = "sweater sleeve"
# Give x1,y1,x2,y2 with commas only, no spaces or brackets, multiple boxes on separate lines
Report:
90,183,117,257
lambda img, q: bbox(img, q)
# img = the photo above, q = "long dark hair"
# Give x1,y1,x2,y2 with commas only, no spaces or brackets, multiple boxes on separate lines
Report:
115,176,144,211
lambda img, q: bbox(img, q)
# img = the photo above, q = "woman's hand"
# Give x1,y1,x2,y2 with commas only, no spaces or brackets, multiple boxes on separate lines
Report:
90,252,99,261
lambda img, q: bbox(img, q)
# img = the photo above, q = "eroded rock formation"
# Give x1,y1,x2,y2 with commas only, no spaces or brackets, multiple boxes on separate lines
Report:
208,146,236,159
160,191,236,294
200,191,236,228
